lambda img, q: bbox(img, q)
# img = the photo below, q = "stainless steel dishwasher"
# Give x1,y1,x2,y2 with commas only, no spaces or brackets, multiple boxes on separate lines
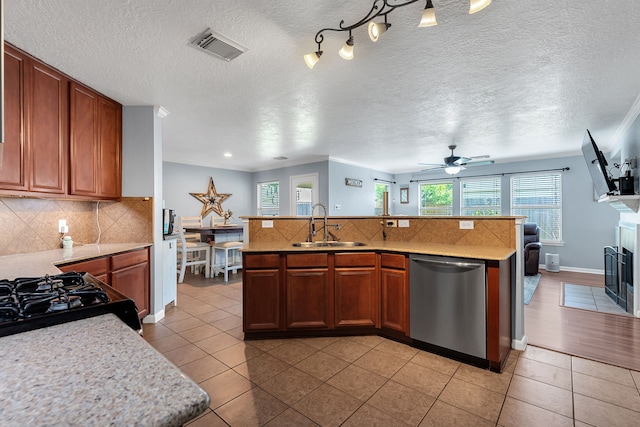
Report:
410,254,486,359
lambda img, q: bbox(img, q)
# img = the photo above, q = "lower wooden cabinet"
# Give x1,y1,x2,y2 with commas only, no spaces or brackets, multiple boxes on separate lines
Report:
243,254,282,331
286,253,330,329
334,252,378,328
380,253,409,335
57,247,150,319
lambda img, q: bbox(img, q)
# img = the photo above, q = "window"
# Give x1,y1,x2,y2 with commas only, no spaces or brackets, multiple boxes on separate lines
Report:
374,183,389,215
511,173,562,242
419,182,453,216
461,178,501,216
257,181,279,216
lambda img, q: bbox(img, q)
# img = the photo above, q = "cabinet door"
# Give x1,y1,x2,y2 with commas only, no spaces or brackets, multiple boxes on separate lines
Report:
286,269,331,329
69,82,99,196
244,269,281,331
27,59,67,194
97,96,122,198
111,262,149,319
381,267,409,334
335,267,378,328
0,45,27,190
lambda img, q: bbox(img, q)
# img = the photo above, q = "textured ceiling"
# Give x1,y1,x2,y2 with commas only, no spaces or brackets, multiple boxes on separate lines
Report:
5,0,640,173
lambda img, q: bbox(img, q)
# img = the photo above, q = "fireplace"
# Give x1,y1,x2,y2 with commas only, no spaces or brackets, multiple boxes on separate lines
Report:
604,246,632,311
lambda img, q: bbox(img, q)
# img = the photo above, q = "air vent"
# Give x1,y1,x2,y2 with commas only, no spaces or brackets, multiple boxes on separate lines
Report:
189,28,247,62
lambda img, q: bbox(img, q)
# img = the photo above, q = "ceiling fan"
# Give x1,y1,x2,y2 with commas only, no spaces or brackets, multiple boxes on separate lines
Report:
419,145,495,175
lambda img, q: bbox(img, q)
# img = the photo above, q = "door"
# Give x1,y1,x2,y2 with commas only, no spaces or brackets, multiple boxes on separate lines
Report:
290,173,318,216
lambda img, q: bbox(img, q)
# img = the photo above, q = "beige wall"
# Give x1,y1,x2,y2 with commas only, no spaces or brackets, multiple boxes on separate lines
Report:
248,217,516,249
0,197,153,256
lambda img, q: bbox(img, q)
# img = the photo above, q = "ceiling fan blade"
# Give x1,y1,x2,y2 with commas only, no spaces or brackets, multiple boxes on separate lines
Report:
418,162,445,167
459,160,495,167
468,154,490,160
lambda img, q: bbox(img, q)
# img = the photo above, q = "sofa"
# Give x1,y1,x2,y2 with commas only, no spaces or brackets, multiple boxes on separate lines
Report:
524,223,542,276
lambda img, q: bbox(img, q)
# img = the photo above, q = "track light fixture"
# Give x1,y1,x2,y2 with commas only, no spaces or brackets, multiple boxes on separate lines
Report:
304,0,491,69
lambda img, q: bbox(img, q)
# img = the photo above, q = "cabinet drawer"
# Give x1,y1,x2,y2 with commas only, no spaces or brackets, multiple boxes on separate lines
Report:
111,249,148,270
380,253,406,270
244,253,280,269
59,256,109,275
287,253,328,268
335,252,376,267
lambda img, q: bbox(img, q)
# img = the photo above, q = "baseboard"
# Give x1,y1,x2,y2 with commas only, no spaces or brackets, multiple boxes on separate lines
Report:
542,265,604,275
143,309,165,324
512,335,528,351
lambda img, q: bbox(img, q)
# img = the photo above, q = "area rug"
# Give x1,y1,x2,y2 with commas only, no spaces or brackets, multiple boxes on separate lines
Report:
524,274,541,305
561,283,632,317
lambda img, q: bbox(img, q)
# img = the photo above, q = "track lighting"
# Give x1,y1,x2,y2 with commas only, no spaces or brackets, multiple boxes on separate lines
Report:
418,0,437,27
338,35,354,60
304,0,491,69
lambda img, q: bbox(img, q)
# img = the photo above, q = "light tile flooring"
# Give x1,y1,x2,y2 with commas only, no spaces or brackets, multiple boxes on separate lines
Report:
562,283,632,317
143,274,640,426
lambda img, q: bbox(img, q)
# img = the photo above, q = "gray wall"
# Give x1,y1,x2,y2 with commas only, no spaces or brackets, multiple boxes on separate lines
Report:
163,162,253,224
394,155,619,272
328,161,396,216
252,161,329,216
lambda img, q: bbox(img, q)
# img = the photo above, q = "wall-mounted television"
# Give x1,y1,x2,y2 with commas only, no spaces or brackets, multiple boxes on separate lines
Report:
582,129,617,198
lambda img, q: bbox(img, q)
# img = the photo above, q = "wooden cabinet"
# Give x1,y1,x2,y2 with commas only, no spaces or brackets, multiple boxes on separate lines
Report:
1,42,121,200
380,253,410,336
286,253,331,329
69,82,121,198
0,44,67,195
334,252,378,328
57,247,150,319
111,249,150,319
243,254,282,331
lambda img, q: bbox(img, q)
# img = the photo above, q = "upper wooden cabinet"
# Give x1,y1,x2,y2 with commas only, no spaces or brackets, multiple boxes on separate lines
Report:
0,43,122,200
0,44,68,194
69,82,122,198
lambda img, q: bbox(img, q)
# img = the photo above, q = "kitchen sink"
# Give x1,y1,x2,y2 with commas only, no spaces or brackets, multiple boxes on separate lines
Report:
292,241,367,247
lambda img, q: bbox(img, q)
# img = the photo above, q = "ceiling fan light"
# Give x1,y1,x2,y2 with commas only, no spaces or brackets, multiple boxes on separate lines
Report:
444,165,462,175
368,21,389,42
418,0,437,27
338,36,354,60
469,0,492,14
303,50,323,69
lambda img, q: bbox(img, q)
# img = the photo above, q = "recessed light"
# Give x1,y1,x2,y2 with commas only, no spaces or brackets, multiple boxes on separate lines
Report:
224,153,232,158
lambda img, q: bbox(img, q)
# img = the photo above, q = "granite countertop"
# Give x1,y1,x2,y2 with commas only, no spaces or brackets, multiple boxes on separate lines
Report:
0,243,152,280
0,313,209,426
241,240,515,261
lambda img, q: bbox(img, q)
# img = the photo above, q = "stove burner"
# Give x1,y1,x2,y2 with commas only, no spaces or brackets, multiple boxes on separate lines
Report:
49,295,82,311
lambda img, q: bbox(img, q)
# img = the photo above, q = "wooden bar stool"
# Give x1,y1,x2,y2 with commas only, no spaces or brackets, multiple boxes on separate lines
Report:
211,241,243,282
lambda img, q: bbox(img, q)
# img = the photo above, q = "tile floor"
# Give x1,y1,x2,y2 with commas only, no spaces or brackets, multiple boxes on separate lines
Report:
143,275,640,426
562,283,632,316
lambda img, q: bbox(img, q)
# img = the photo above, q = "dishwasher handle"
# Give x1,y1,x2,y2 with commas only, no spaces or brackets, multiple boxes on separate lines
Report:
411,256,484,270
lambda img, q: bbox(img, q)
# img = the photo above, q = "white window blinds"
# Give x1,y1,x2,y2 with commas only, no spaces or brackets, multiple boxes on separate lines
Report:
511,173,562,241
461,178,501,216
257,181,279,216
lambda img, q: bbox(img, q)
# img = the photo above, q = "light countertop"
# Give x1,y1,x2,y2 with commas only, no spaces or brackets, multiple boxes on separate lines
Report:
0,313,209,426
0,243,151,280
241,240,515,261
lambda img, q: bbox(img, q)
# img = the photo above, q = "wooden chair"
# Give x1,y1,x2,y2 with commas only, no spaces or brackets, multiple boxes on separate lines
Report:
211,241,243,282
176,217,210,283
180,216,203,241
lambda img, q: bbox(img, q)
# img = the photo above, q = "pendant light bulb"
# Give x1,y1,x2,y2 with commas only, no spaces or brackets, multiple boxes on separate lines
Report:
368,21,389,42
419,0,437,27
444,165,463,175
469,0,492,14
303,50,323,69
338,36,354,60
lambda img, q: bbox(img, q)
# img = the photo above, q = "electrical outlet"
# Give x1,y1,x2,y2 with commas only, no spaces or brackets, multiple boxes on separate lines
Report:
459,220,474,229
58,219,68,233
398,219,410,227
386,219,397,228
262,220,273,228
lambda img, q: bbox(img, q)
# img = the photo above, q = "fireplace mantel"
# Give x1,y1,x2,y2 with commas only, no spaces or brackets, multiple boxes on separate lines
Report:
599,195,640,213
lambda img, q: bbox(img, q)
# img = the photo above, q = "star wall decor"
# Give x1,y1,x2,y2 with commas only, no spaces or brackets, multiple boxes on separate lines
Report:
189,177,231,218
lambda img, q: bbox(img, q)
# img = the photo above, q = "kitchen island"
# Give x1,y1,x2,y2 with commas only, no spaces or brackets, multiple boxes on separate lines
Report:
0,313,209,426
241,239,515,372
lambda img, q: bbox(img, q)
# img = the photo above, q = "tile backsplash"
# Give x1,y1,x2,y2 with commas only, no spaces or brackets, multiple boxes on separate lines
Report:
0,197,153,256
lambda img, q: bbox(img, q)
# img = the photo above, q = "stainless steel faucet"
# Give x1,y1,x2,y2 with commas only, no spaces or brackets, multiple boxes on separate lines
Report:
310,203,328,242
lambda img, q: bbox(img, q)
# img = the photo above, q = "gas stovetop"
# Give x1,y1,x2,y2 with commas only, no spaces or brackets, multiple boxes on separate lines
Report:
0,272,141,337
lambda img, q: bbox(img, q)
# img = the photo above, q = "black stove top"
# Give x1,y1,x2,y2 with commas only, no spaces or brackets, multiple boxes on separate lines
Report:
0,272,142,337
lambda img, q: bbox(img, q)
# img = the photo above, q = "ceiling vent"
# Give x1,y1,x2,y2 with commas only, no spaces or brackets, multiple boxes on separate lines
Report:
189,28,247,62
